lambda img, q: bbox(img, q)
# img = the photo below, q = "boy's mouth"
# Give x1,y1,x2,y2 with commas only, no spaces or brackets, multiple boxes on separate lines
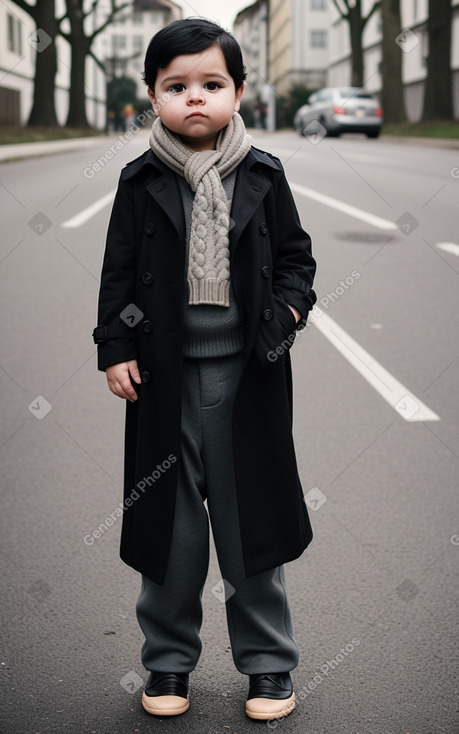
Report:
186,111,207,118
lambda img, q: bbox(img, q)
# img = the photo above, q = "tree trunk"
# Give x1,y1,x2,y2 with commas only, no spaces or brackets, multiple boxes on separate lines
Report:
24,0,59,126
422,0,453,121
348,5,364,87
66,33,91,128
381,0,406,123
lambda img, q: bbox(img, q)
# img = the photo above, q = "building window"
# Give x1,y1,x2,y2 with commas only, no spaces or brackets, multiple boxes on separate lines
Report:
310,30,327,48
151,11,161,24
132,11,143,25
112,35,127,53
311,0,326,9
133,35,143,52
7,13,23,54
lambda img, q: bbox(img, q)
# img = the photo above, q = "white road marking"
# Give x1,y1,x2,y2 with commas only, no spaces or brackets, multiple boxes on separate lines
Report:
61,190,116,228
311,309,440,421
289,181,397,230
437,242,459,257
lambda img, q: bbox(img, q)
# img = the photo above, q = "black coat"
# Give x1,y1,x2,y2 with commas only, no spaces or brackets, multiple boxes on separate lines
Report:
94,146,317,585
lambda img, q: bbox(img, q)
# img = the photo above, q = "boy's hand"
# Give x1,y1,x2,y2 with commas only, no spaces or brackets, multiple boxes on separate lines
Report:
288,304,302,324
106,360,142,402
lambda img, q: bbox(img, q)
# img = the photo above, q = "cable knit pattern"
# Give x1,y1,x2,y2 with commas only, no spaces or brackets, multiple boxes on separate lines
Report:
149,113,251,306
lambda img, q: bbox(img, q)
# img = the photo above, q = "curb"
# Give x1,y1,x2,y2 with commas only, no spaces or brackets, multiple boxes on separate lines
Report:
0,134,119,164
247,128,459,150
378,134,459,150
1,129,458,163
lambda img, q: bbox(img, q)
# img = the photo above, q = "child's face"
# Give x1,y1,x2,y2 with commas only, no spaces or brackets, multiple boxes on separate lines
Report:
148,44,244,151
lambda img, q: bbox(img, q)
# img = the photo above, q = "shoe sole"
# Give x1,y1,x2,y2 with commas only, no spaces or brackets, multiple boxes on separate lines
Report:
141,692,190,716
246,692,295,720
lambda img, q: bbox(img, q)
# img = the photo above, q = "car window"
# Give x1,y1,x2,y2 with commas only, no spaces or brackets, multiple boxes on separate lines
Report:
316,90,333,102
339,89,373,100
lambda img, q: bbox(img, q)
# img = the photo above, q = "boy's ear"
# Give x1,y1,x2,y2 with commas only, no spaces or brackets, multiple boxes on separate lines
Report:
234,83,244,112
147,87,157,107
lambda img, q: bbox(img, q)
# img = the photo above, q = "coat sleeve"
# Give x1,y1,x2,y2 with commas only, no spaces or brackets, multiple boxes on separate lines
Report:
93,175,139,372
271,160,317,328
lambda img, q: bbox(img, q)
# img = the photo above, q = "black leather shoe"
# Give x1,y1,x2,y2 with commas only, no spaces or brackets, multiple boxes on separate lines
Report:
246,673,295,720
142,672,190,716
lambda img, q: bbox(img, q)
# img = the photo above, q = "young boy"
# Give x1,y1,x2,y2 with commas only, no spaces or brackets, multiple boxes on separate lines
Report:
93,17,317,721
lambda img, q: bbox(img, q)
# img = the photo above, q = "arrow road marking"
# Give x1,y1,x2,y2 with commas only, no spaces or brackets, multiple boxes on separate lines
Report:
289,181,397,230
311,310,440,421
61,190,116,228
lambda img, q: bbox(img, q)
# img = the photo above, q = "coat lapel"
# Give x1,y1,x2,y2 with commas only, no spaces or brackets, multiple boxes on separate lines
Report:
229,154,274,253
134,147,278,253
145,161,185,242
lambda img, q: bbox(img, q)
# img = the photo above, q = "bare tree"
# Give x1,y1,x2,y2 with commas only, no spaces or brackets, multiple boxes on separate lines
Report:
422,0,453,121
330,0,382,87
61,0,130,128
10,0,62,126
380,0,406,123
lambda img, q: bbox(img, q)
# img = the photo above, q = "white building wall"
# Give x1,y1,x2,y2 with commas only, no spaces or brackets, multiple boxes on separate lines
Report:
0,0,107,127
0,0,36,124
327,0,459,120
233,1,268,103
291,0,330,75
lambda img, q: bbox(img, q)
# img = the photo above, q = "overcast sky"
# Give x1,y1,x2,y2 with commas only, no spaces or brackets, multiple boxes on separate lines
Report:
174,0,250,30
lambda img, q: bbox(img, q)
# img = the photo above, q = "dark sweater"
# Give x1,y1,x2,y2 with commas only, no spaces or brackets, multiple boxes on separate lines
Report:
177,170,245,358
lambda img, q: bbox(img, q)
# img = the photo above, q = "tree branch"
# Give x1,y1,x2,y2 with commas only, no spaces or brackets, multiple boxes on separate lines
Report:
83,0,99,20
89,49,106,73
362,0,382,29
9,0,36,20
330,0,350,20
91,1,131,39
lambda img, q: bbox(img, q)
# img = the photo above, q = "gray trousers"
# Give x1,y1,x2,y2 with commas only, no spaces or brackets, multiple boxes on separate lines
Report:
135,352,299,675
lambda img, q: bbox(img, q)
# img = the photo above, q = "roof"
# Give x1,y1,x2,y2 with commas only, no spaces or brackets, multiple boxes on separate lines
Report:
234,0,265,25
133,0,181,11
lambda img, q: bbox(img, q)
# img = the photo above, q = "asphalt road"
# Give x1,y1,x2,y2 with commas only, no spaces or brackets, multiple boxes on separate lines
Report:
1,127,458,734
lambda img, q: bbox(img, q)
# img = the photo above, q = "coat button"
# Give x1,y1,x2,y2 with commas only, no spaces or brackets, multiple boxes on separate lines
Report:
260,222,269,235
261,265,271,278
141,371,151,383
141,272,153,285
263,308,273,321
143,320,153,333
144,223,155,235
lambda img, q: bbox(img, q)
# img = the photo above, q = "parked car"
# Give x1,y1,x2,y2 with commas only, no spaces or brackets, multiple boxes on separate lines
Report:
294,87,383,138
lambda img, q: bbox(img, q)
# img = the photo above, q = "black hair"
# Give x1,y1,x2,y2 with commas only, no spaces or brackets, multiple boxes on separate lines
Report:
142,17,247,92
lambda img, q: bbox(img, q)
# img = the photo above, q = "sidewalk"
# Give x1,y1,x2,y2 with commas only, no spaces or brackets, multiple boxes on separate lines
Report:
0,134,115,163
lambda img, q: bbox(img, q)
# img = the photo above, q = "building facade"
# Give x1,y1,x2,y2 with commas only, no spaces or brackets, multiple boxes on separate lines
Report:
99,0,182,102
233,0,268,104
0,0,181,129
0,0,107,127
268,0,331,95
328,0,459,120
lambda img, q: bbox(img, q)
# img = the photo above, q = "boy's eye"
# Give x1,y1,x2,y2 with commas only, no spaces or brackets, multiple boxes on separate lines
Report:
204,82,221,91
169,83,186,94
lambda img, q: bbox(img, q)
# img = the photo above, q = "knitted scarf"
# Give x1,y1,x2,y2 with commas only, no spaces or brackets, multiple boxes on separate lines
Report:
149,112,251,307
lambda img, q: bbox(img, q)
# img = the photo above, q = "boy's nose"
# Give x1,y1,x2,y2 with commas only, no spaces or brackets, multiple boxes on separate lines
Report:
187,89,205,105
